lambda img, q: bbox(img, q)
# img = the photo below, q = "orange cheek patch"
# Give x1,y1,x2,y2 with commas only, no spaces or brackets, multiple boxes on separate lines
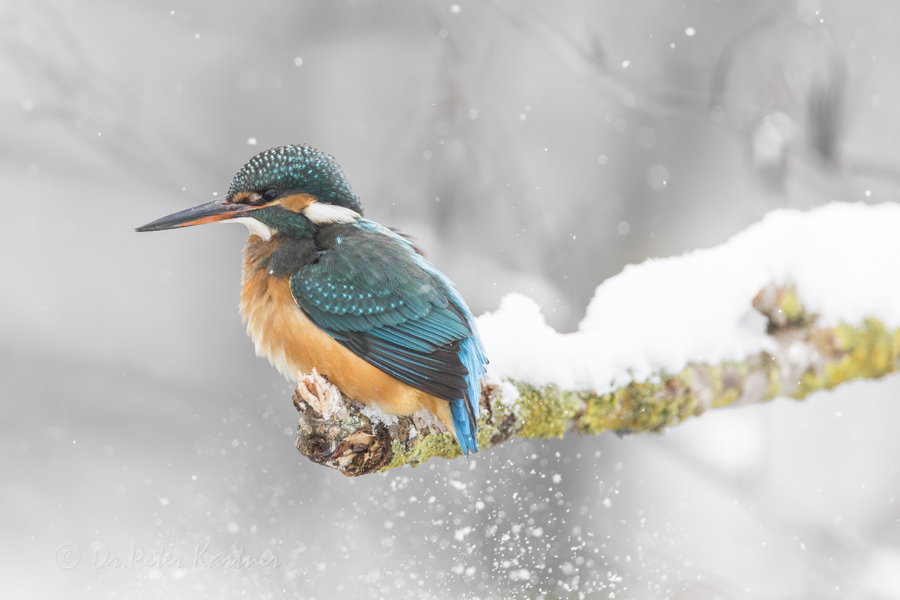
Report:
230,191,253,204
276,193,317,213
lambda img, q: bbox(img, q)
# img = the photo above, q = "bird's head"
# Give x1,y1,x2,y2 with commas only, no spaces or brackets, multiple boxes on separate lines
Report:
136,145,363,239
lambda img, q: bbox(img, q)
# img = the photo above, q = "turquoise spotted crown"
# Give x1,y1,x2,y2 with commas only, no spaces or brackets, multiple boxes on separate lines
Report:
227,145,363,215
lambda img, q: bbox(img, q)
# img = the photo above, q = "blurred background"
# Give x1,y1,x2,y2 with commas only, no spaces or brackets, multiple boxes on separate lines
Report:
2,0,900,597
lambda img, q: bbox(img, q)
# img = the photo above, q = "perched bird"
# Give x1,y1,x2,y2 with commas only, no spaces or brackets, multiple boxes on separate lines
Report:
136,145,487,454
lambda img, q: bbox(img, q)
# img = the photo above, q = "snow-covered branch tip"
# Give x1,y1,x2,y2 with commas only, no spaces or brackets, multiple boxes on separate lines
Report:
292,283,900,476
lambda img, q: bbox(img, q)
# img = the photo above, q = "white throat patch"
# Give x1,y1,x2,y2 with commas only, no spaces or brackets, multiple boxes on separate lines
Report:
231,216,277,241
303,202,360,225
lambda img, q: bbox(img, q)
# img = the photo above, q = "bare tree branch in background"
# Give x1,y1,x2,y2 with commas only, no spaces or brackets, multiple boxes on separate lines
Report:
0,2,201,184
410,5,568,276
292,283,900,476
486,0,900,196
484,0,709,120
710,2,846,190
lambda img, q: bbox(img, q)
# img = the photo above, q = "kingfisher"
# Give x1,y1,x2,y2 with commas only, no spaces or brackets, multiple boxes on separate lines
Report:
136,145,487,455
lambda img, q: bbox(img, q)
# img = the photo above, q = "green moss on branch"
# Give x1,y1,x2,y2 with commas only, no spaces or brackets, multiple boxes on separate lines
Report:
292,285,900,476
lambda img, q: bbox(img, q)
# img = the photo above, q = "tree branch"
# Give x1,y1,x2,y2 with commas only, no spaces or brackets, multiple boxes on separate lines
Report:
292,283,900,476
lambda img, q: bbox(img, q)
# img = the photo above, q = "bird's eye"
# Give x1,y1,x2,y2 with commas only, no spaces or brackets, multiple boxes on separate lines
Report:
261,188,279,202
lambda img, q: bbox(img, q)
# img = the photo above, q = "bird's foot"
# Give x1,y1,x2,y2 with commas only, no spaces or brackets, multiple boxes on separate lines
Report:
293,368,350,421
293,368,393,476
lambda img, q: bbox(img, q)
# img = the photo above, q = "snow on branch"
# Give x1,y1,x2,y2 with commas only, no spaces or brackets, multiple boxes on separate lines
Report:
292,203,900,476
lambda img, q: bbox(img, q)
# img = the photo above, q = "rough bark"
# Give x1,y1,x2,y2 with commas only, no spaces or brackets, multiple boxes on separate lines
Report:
292,284,900,476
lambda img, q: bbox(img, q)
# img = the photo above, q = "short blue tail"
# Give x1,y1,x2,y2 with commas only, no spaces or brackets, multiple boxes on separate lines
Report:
450,398,479,456
449,319,487,456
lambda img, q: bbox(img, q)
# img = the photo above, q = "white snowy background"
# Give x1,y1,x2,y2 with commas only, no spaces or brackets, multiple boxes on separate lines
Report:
2,1,900,598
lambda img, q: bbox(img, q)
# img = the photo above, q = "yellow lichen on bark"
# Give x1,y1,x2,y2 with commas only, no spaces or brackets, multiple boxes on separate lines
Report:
294,296,900,475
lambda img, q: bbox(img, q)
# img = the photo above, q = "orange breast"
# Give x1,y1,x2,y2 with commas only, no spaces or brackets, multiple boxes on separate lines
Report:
239,236,454,433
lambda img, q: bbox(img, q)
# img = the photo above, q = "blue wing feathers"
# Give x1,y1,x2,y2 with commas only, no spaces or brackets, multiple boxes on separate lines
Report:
368,328,438,353
365,353,467,400
292,220,488,455
367,338,469,374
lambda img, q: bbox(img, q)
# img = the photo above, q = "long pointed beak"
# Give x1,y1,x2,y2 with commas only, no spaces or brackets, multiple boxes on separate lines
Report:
135,199,255,232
